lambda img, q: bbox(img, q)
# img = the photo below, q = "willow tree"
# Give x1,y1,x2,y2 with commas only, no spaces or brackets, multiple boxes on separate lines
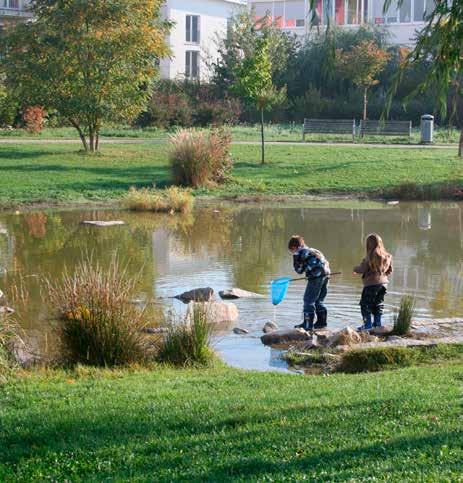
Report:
1,0,169,152
387,0,463,156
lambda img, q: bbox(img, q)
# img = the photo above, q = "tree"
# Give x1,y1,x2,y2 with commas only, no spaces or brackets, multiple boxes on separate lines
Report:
233,36,286,164
1,0,169,152
388,0,463,156
336,40,390,121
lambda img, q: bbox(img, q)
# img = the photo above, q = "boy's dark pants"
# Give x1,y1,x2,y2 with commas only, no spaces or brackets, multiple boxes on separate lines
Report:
304,276,329,318
360,284,387,319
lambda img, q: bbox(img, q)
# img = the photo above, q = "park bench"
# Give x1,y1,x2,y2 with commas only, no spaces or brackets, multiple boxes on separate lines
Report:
359,120,412,142
302,119,356,142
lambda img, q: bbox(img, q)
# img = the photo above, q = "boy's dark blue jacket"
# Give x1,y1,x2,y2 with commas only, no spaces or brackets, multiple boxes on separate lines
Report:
293,246,330,279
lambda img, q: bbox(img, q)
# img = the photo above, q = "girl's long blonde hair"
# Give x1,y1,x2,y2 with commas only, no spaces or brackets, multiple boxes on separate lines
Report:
366,233,390,273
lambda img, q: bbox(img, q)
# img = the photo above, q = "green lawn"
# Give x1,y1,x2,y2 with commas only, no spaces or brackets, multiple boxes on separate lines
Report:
0,364,462,481
0,143,462,206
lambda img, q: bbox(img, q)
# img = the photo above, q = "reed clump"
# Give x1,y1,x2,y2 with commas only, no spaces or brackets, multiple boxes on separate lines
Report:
157,304,214,366
0,312,22,374
169,128,232,188
392,295,415,336
124,186,193,214
45,256,155,367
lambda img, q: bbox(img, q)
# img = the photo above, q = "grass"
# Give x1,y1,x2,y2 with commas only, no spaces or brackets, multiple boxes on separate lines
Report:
0,142,462,206
1,363,463,481
392,295,415,336
123,186,193,213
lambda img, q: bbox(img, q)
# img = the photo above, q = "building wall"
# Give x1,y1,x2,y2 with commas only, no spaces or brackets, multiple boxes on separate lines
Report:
0,0,32,27
160,0,245,81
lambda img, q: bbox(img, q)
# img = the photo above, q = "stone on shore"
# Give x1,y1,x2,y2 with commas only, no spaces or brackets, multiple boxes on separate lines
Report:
0,306,14,315
263,321,279,333
328,326,362,347
261,328,311,346
187,301,238,324
82,220,125,227
174,287,215,304
233,327,249,334
219,288,264,300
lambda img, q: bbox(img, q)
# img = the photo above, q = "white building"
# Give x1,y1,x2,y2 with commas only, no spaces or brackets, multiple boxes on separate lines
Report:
160,0,246,80
249,0,434,45
0,0,32,28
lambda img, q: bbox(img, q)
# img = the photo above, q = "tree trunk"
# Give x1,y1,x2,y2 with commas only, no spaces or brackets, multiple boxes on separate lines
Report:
69,118,88,151
459,126,463,157
95,131,100,152
260,108,265,165
363,87,368,122
89,129,95,153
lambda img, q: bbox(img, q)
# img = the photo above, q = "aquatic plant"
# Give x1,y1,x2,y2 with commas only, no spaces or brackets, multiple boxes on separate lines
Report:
45,256,155,367
169,128,232,188
123,186,193,214
157,304,214,366
392,295,415,336
0,312,22,374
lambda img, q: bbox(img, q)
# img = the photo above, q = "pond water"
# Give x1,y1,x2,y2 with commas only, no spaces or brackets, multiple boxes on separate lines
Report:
1,201,463,372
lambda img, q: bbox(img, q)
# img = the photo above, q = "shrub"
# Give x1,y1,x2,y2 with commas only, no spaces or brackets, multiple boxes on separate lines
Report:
193,98,241,126
124,186,194,214
392,295,415,336
157,304,214,366
170,128,232,188
45,256,155,367
22,106,46,134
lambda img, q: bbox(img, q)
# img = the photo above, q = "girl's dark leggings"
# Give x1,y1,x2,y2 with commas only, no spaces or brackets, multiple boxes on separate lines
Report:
360,284,387,317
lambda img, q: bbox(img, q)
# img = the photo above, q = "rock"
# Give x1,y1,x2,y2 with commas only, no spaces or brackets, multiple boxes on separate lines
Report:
328,327,362,347
387,200,400,205
141,327,168,334
82,220,125,227
261,328,311,346
174,287,215,304
263,321,279,333
370,326,392,336
187,301,238,324
233,327,249,334
219,288,264,300
0,289,3,302
0,306,14,315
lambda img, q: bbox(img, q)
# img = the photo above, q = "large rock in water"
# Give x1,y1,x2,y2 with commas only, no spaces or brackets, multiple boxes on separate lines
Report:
219,288,264,300
263,321,279,333
328,326,362,347
187,301,238,324
261,328,311,346
174,287,215,304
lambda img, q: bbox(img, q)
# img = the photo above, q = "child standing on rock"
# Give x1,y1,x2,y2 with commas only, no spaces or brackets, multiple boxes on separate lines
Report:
288,235,331,331
354,233,393,331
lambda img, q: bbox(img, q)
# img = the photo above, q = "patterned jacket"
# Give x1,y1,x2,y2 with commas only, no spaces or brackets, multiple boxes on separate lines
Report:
293,246,330,279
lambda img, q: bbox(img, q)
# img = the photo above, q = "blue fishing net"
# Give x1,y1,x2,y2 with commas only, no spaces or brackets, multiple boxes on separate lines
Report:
270,277,291,305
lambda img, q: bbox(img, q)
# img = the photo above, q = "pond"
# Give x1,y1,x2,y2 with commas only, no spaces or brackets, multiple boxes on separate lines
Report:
1,201,463,372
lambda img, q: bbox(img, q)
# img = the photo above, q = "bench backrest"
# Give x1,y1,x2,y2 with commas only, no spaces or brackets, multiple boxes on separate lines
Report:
303,119,355,134
359,120,412,136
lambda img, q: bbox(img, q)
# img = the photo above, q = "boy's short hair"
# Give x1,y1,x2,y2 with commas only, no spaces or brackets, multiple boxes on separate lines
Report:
288,235,305,250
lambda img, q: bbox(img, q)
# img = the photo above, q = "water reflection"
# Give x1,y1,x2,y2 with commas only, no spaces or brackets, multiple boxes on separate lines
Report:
1,201,463,370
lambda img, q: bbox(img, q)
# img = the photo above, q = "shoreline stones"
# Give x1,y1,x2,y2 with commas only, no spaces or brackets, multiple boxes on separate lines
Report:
187,301,239,324
261,328,312,346
263,321,279,333
219,288,264,300
174,287,215,304
233,327,249,334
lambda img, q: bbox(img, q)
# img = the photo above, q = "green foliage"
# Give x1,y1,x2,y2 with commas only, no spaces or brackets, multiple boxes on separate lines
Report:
157,304,214,366
169,128,232,188
45,256,155,367
0,77,18,127
0,312,22,375
393,295,415,335
0,0,170,152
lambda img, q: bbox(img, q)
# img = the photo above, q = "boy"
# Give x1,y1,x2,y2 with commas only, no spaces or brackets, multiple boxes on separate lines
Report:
288,235,330,331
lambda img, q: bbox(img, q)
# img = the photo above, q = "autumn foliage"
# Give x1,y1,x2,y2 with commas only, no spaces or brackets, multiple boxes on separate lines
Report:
22,106,45,134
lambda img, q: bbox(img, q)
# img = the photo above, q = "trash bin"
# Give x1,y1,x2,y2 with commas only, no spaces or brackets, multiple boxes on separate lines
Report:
421,114,434,143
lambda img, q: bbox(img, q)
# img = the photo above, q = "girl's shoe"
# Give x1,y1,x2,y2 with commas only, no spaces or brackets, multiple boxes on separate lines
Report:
357,315,372,332
314,310,327,329
373,314,382,327
295,314,315,331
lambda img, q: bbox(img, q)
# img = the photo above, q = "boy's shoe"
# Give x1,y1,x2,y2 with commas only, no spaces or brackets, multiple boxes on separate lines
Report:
295,314,315,331
357,314,372,332
314,310,327,329
373,314,382,327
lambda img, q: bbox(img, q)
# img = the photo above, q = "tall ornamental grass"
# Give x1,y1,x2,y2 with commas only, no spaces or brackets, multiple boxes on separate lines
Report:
157,304,214,366
392,295,415,336
169,128,232,188
124,186,193,213
0,312,22,373
45,256,154,367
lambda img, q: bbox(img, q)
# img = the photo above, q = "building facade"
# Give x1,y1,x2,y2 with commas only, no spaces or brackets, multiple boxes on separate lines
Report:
249,0,434,45
160,0,245,81
0,0,32,28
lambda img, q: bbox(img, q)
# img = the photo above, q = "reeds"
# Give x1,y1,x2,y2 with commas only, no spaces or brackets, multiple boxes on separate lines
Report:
169,128,232,188
45,256,155,367
157,304,214,366
124,186,193,214
392,295,415,336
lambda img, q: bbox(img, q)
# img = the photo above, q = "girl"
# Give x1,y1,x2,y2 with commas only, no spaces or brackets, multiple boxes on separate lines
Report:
288,235,331,331
353,233,393,330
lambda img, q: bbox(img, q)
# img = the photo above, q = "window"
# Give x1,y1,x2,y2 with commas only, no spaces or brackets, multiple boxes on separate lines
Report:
285,0,305,27
1,0,19,7
273,1,285,27
399,0,411,22
185,50,199,79
185,15,199,43
346,0,360,24
253,2,273,21
335,0,345,25
413,0,425,20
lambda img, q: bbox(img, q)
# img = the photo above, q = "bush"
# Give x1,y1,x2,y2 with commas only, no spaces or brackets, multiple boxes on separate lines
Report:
140,90,193,129
157,304,214,366
22,106,46,134
393,295,415,336
170,128,232,188
193,98,241,126
124,186,194,213
45,256,155,367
